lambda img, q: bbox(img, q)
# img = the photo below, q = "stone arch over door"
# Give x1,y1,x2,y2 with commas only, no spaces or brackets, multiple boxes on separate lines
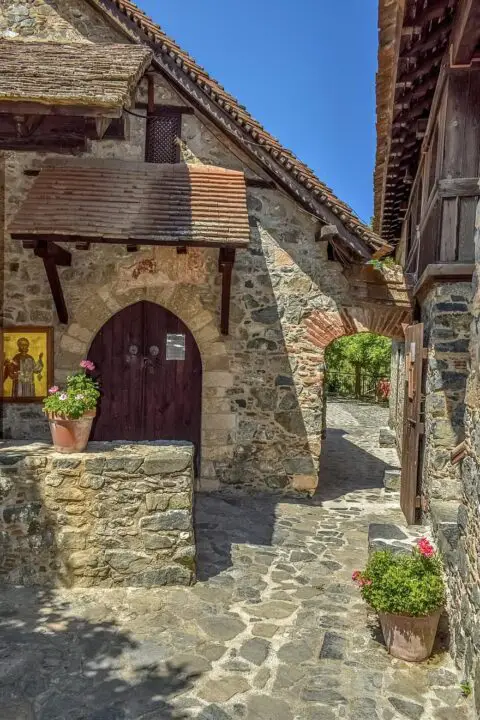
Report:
57,286,236,485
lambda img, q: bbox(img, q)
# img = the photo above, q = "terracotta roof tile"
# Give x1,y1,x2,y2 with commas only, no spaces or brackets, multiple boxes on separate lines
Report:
9,160,251,248
94,0,391,257
0,40,152,114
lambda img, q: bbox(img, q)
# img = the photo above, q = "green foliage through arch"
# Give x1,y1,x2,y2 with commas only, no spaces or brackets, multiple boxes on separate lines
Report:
325,333,392,400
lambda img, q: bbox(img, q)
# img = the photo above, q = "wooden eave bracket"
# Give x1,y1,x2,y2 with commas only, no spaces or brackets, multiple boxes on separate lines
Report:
23,239,71,324
218,247,235,335
451,439,467,465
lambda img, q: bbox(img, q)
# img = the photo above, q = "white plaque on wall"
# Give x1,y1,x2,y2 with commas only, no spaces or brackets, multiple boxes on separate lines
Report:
166,333,186,361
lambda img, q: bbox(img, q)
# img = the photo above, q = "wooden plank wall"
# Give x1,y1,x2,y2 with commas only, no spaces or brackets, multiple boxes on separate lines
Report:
403,67,480,279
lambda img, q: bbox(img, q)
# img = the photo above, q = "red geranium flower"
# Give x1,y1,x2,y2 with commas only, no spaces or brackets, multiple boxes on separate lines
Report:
417,537,435,559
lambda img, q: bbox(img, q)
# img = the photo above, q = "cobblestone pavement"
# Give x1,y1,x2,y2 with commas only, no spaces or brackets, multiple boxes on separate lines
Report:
0,401,473,719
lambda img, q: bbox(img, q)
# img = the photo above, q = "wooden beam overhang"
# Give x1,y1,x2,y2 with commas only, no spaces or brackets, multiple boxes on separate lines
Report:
18,235,241,332
22,240,71,324
450,0,480,66
218,247,236,335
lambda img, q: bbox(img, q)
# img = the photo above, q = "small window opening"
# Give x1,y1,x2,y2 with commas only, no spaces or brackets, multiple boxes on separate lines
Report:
145,111,182,164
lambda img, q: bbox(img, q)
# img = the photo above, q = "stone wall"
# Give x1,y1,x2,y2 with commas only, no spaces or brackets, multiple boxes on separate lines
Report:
443,201,480,715
0,441,195,587
0,0,381,495
388,339,405,453
0,0,126,42
421,283,472,503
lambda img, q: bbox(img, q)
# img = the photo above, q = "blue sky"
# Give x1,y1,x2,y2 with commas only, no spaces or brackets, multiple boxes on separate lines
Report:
141,1,378,224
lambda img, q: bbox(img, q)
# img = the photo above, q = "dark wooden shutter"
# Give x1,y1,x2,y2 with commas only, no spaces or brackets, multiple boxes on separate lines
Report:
145,112,181,164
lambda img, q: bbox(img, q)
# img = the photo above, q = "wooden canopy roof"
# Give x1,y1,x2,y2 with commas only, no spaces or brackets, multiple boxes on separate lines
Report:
9,160,251,248
87,0,392,262
374,0,465,241
0,41,152,116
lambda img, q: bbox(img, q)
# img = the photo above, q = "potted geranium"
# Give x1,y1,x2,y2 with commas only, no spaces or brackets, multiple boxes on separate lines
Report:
353,538,445,662
43,360,100,453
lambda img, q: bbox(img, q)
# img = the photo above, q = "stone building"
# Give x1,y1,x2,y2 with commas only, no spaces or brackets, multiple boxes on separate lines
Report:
375,0,480,709
0,0,412,501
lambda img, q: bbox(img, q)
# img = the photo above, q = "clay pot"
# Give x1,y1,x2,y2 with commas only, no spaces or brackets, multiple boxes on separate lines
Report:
46,411,95,453
379,610,441,662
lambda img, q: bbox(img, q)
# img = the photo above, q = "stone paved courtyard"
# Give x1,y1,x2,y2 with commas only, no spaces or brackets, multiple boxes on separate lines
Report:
0,401,473,719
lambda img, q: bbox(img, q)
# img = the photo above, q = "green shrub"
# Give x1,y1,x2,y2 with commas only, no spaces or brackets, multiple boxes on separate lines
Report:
352,540,445,617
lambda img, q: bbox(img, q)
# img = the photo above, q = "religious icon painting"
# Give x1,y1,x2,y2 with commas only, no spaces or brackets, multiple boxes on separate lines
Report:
1,326,53,402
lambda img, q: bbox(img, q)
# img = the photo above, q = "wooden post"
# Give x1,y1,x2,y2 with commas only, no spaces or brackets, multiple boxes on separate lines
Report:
42,256,69,324
31,240,71,324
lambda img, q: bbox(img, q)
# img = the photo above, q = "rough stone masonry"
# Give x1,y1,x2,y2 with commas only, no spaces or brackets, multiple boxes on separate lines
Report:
0,441,195,587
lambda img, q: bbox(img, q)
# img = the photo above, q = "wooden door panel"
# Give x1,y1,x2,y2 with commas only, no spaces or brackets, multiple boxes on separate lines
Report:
143,304,202,459
400,323,424,525
88,302,202,468
89,302,145,441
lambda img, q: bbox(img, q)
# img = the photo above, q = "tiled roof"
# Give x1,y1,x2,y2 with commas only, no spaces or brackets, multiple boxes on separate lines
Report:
0,40,152,114
9,160,251,248
94,0,392,258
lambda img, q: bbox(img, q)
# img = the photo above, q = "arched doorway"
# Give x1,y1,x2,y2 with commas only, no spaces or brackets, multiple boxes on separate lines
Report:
88,301,202,463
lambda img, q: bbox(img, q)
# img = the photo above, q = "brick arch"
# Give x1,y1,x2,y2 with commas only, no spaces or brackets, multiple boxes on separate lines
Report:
305,306,410,349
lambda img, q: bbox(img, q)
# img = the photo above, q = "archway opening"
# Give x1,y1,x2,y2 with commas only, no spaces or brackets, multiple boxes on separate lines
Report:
319,332,397,500
87,301,202,471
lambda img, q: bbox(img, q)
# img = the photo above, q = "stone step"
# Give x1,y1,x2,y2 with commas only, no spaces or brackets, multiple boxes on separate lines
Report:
368,522,429,555
379,427,396,448
383,468,401,491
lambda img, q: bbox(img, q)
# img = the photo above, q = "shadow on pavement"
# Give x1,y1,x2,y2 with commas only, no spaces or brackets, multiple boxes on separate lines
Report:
0,586,198,719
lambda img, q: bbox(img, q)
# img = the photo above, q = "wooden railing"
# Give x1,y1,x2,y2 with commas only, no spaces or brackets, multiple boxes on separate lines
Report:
405,177,479,281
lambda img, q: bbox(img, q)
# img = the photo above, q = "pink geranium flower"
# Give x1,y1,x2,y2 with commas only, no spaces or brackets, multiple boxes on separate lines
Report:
352,570,361,581
48,386,59,394
80,360,95,371
417,537,435,559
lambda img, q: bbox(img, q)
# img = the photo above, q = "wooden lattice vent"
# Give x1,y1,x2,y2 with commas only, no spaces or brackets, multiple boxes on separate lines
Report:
145,111,181,164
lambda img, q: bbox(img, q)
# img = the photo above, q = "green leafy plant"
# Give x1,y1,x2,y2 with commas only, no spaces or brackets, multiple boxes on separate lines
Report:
367,257,398,271
460,682,472,698
352,539,445,617
43,360,100,420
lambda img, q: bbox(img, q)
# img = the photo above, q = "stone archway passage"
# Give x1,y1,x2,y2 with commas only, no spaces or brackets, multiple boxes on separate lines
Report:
88,301,202,461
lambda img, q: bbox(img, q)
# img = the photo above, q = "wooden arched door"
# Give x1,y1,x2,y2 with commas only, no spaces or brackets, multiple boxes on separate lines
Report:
88,301,202,463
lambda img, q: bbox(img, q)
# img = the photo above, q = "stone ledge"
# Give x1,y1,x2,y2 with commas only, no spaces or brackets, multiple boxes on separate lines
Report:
0,441,195,588
383,468,401,491
379,427,396,448
368,522,429,555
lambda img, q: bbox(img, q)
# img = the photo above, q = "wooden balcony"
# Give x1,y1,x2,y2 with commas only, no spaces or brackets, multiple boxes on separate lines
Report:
405,177,479,282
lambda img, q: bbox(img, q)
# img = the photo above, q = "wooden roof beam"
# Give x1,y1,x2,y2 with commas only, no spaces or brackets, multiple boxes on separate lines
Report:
450,0,480,66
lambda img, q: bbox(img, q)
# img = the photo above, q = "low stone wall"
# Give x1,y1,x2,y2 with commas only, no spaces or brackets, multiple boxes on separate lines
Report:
0,441,195,587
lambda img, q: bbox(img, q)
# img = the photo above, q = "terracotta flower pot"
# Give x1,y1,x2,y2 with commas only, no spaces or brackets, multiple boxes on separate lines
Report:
46,410,95,453
379,609,441,662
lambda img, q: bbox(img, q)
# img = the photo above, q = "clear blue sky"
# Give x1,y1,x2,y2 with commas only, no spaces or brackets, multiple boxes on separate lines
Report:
141,1,378,224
